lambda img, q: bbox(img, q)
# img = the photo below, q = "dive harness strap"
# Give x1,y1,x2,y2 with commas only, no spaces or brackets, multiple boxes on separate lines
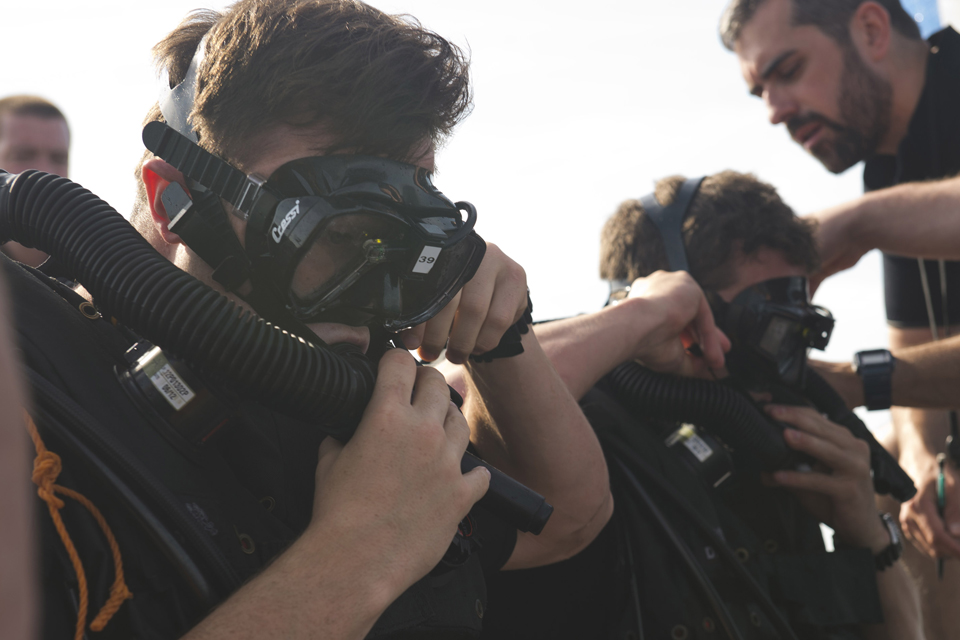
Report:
639,176,705,274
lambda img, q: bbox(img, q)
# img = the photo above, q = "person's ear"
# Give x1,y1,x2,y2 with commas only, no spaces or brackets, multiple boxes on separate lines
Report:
141,158,189,245
852,1,892,63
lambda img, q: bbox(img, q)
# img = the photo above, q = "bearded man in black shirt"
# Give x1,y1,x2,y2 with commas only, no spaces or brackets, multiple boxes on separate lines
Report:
723,3,960,635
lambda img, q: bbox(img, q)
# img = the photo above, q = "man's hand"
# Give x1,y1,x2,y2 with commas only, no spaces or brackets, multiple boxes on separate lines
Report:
897,444,960,559
399,242,527,364
805,202,867,293
311,349,491,595
765,405,890,553
623,271,729,378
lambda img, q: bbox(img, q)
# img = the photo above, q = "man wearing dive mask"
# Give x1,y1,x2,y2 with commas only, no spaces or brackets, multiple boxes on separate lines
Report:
477,171,921,639
19,2,611,639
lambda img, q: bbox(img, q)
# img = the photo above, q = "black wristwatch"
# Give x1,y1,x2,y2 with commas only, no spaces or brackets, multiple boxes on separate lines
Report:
875,512,904,571
853,349,896,411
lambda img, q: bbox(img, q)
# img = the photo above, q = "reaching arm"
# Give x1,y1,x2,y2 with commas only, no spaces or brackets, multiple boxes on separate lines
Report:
810,175,960,288
534,271,729,401
183,351,490,640
811,335,960,411
462,328,613,569
415,242,613,569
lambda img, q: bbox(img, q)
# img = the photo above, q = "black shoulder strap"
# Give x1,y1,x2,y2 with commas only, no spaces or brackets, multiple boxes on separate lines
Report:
639,176,705,273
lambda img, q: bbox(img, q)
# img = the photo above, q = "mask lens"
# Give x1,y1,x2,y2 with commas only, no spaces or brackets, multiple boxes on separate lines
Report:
290,212,409,304
758,315,801,358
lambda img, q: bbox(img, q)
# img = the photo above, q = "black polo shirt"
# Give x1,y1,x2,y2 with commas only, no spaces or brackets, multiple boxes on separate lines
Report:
863,27,960,328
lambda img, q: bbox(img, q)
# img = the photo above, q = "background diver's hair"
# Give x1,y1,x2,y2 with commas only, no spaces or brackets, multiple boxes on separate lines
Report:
719,0,922,51
0,95,70,141
132,0,471,229
599,171,820,292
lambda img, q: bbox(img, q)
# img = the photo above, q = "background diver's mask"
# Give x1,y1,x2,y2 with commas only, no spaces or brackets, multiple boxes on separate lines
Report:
708,276,834,388
606,176,834,388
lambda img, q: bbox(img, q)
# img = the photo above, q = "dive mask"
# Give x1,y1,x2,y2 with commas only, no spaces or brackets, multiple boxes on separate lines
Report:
246,155,485,330
709,276,834,388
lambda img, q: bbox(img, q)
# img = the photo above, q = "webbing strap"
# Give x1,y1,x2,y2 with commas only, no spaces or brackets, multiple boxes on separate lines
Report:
639,176,705,273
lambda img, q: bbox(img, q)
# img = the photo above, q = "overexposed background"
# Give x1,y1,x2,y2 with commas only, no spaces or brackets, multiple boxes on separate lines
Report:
1,0,955,431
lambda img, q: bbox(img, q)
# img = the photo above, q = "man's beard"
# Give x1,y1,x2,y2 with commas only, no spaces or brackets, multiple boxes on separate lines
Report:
787,46,893,174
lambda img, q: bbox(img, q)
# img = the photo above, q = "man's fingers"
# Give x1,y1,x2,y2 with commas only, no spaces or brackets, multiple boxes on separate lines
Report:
418,292,460,361
462,466,492,506
780,426,863,472
399,324,426,351
904,498,960,559
368,349,418,407
445,277,495,363
410,366,454,420
769,404,867,472
901,514,934,556
469,278,524,357
692,294,726,370
767,405,856,450
771,468,838,496
442,400,471,452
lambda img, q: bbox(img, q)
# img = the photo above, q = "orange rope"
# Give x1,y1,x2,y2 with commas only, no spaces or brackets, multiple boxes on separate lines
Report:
25,410,133,639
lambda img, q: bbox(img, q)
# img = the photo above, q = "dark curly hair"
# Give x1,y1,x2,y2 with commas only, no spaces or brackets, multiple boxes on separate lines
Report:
600,171,820,292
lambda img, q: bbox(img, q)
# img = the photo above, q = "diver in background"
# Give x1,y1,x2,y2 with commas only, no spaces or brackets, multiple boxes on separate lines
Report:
472,172,921,639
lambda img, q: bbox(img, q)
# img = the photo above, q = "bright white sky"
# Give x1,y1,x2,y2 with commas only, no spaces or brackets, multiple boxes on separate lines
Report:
2,0,949,430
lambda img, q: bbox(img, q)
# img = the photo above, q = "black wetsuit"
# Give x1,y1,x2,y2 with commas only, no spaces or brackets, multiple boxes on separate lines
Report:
482,378,882,640
863,27,960,328
10,254,515,640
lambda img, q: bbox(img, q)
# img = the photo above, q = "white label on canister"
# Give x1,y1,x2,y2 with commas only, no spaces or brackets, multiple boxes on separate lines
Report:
150,363,196,411
412,245,442,274
683,433,713,462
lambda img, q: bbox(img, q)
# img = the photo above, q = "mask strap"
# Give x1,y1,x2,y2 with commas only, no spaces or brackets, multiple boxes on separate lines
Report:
639,176,705,273
158,36,206,143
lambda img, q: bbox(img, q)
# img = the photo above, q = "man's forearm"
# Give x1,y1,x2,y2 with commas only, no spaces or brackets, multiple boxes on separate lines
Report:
183,523,398,640
533,296,667,401
849,176,960,260
463,331,612,569
816,336,960,410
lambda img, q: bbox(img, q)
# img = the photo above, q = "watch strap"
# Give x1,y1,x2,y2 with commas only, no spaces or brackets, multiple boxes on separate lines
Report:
875,512,903,571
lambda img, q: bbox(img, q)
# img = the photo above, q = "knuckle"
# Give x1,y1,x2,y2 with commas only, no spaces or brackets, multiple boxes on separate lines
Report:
851,438,870,458
458,294,486,317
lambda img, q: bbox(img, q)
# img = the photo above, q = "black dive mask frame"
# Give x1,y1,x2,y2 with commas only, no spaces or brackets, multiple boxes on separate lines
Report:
145,37,485,335
606,176,834,388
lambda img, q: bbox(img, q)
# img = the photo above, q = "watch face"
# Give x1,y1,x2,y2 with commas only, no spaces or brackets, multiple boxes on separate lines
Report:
859,352,891,366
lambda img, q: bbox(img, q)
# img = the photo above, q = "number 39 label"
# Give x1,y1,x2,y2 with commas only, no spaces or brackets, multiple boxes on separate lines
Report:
412,246,442,274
